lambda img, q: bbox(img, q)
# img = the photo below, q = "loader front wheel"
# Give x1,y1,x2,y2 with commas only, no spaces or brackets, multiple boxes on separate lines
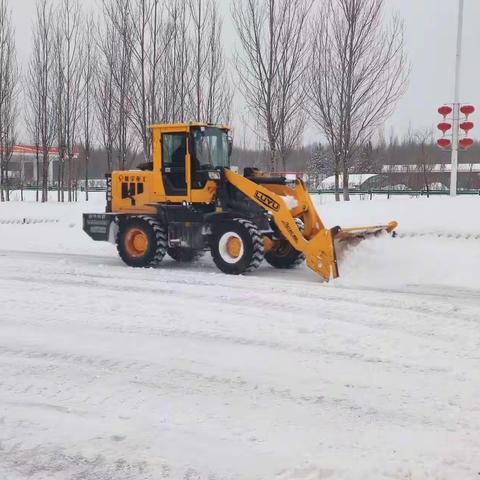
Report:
211,218,264,275
265,217,305,269
167,247,205,262
265,242,305,269
117,216,167,268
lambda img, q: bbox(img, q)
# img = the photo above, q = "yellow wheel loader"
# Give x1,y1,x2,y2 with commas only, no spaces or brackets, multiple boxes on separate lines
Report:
83,123,397,280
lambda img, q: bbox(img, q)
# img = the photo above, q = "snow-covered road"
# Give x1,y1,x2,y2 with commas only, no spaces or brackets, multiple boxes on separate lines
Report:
1,194,480,479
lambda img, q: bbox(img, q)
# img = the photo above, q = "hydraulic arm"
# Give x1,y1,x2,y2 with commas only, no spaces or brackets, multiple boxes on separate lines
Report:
224,169,397,281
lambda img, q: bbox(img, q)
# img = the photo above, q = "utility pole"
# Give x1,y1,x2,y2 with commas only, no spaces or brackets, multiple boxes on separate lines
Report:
450,0,464,197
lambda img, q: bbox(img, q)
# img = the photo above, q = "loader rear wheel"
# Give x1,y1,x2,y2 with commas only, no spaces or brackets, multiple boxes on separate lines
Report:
211,218,264,275
117,216,167,268
265,217,305,269
167,247,205,262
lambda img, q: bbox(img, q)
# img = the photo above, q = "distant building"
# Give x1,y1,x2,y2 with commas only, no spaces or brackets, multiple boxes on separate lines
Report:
309,164,480,191
379,163,480,190
319,174,378,190
3,145,80,185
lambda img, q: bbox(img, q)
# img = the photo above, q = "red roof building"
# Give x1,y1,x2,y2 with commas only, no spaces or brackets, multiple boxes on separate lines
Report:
3,145,81,185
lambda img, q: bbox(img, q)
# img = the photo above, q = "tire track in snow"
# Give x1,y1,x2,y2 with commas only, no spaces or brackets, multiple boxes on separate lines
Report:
0,287,470,375
2,247,479,322
0,440,170,480
2,256,478,391
0,343,474,435
2,267,479,350
2,252,479,368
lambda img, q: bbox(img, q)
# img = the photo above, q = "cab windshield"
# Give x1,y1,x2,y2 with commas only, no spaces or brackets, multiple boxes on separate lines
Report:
191,127,230,169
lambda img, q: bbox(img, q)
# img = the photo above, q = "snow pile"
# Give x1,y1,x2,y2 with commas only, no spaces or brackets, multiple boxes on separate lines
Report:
0,218,59,224
312,195,480,290
0,191,112,256
319,173,377,189
315,194,480,237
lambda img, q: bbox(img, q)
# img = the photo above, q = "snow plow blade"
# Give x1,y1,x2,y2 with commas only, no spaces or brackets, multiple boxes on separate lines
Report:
335,220,398,242
305,221,398,281
305,228,339,281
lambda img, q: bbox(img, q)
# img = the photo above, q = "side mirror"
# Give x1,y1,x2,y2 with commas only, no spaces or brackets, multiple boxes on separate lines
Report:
228,135,233,157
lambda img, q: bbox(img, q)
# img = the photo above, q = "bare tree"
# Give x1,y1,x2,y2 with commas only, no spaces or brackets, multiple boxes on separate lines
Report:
190,0,232,123
232,0,311,171
307,0,408,200
127,0,176,160
95,18,117,173
188,0,231,123
100,0,136,170
82,13,96,201
53,15,66,200
53,0,84,202
189,0,208,121
127,0,156,160
29,0,56,202
26,55,42,201
413,128,434,195
0,0,18,202
94,0,230,167
161,0,193,123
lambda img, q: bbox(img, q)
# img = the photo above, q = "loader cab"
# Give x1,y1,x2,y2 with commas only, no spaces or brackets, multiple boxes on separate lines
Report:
109,123,232,214
150,123,231,203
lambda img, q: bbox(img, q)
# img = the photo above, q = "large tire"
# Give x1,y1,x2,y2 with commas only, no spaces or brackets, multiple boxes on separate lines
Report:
117,216,167,268
167,247,205,262
265,218,305,269
211,218,264,275
265,244,305,268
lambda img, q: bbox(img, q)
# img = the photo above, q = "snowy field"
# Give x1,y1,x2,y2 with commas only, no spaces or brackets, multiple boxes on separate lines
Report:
0,191,479,480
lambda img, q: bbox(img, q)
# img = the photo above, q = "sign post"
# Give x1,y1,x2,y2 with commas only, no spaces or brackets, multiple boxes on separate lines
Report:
450,0,464,196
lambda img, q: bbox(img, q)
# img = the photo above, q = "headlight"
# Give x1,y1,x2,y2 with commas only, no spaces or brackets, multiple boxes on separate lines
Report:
208,171,221,180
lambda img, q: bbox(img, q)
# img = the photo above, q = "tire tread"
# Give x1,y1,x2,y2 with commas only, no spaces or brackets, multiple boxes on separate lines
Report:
116,215,167,267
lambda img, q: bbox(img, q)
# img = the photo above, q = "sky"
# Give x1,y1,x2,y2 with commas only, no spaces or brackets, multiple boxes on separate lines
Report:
9,0,480,145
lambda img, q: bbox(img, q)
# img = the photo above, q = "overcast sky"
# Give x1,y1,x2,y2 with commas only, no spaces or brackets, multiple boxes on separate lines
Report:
9,0,480,144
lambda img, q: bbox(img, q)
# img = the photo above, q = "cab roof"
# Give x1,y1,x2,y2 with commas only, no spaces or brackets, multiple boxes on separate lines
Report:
148,122,230,130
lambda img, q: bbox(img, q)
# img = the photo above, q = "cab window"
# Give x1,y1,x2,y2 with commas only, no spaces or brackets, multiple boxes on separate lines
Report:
162,132,187,194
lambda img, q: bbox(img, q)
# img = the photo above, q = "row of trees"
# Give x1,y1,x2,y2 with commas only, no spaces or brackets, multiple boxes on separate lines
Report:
0,0,407,202
0,0,232,202
305,127,480,192
232,129,445,190
0,0,18,201
233,0,408,200
12,127,471,192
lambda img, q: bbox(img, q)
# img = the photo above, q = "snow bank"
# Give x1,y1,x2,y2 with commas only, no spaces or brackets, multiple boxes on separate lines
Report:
313,195,480,290
0,191,113,256
314,194,480,236
1,192,479,290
